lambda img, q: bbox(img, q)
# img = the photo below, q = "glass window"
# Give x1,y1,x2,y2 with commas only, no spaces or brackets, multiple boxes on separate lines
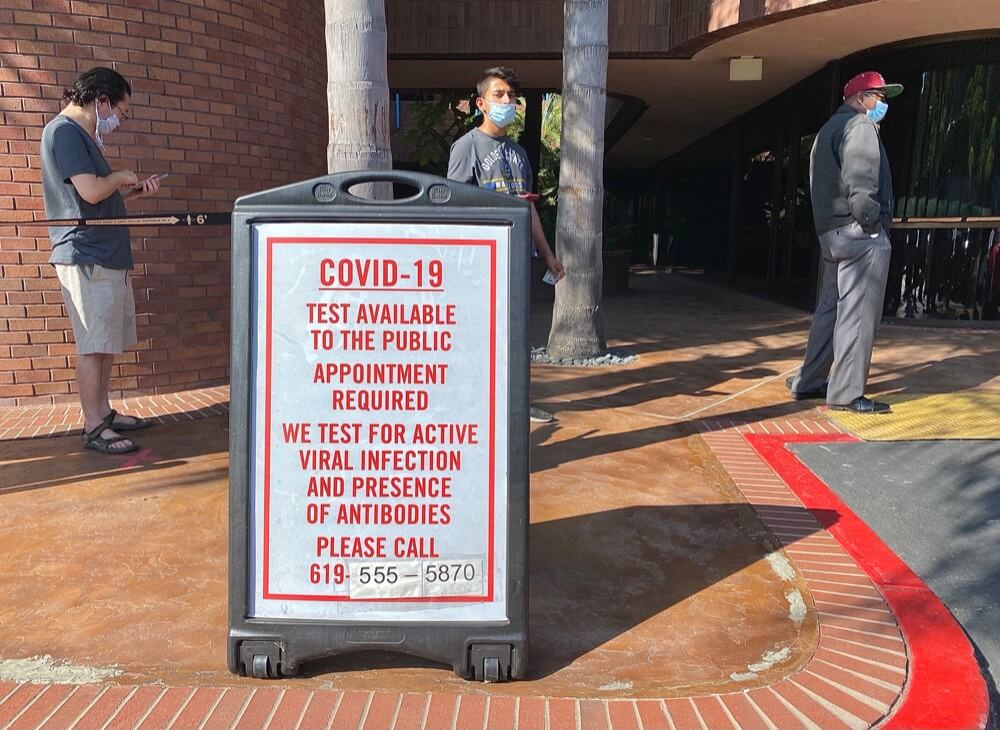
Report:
733,147,776,280
901,64,1000,217
790,133,817,282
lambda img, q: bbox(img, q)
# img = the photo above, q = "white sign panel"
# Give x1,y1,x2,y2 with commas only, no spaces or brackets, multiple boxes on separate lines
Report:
249,222,510,622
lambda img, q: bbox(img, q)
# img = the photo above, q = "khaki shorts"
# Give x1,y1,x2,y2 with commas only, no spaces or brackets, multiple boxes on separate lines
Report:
54,263,137,355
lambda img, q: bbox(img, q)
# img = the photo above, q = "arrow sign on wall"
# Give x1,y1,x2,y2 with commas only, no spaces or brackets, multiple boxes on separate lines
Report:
4,212,233,227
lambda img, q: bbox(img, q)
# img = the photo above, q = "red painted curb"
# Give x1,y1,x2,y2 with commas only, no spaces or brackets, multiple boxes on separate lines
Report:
745,433,989,730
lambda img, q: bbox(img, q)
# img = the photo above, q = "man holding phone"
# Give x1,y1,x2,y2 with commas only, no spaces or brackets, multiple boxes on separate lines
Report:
447,66,565,422
40,67,163,454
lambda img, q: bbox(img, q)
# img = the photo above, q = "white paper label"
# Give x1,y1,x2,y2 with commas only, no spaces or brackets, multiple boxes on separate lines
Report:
346,559,485,600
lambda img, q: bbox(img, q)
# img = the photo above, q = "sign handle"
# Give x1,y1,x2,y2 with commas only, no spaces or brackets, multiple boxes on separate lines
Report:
336,171,431,205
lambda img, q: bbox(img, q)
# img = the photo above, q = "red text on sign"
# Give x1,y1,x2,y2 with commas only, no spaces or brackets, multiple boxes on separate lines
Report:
320,258,399,288
307,302,351,323
316,535,386,558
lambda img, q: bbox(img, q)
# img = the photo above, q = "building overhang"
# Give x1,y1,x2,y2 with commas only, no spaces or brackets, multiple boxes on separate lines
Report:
387,0,999,169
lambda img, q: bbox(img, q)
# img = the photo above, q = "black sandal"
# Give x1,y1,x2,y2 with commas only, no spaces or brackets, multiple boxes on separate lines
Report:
105,408,151,431
82,420,138,454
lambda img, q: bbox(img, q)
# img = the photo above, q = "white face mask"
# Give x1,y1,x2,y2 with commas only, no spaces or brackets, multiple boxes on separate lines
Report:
95,100,120,149
487,101,517,128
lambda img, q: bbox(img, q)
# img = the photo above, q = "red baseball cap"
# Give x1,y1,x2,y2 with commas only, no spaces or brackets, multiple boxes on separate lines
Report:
843,71,904,100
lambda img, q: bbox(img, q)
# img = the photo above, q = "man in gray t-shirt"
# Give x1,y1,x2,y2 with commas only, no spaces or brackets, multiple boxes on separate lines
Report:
42,115,132,269
40,67,162,454
448,127,534,197
447,67,563,281
448,67,564,423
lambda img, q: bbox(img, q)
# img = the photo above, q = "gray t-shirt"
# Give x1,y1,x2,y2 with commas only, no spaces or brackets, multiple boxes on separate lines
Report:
447,128,533,195
41,115,132,269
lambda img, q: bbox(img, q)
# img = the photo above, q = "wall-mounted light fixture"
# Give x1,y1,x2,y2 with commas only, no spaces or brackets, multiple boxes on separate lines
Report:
730,56,763,81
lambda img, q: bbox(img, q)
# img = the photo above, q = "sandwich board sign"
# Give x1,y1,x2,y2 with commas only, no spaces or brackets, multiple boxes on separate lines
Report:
227,172,529,682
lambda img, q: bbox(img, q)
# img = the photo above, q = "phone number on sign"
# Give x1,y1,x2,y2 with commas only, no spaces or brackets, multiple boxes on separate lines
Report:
336,559,484,599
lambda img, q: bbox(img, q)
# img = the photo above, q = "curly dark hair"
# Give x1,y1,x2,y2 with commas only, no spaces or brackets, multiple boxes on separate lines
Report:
61,67,132,106
477,67,520,98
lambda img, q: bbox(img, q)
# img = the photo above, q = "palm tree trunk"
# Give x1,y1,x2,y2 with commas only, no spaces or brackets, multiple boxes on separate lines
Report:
546,0,609,359
324,0,392,199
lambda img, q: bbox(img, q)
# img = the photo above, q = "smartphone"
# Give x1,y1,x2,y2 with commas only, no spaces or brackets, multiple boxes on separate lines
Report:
542,269,559,285
134,173,168,187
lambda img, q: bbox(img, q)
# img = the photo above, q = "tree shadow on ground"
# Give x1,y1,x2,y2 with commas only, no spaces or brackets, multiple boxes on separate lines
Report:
529,400,814,474
529,271,811,357
298,504,832,683
533,354,787,413
869,352,1000,396
0,416,228,496
525,503,829,679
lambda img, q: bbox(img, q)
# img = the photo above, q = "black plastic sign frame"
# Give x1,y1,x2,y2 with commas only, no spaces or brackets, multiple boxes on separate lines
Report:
228,171,530,682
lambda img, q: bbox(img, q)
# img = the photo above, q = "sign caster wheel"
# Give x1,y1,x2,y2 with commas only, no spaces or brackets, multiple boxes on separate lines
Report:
252,654,271,678
483,656,501,683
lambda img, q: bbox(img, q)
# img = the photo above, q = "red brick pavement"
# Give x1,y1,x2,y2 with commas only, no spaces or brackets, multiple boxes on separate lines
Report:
0,386,229,441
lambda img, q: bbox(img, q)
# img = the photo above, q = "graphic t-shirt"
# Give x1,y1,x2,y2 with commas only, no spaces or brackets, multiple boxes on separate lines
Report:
447,128,533,196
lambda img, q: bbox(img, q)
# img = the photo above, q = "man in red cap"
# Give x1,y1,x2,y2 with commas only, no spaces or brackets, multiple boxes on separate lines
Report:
787,71,903,413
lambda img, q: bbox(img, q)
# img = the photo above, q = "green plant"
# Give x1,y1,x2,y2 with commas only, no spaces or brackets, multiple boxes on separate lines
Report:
400,95,478,175
537,94,562,244
602,222,638,251
400,94,531,176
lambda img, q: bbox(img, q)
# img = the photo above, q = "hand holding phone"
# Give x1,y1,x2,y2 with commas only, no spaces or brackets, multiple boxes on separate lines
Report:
134,173,168,188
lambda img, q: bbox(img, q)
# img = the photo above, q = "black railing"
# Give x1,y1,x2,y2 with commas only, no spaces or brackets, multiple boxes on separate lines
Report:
886,218,1000,322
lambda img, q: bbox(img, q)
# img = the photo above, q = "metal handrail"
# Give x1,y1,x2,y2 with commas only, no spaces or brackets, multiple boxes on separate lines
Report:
892,216,1000,230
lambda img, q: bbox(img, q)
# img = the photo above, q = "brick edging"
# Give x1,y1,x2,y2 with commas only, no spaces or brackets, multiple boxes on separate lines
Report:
0,386,229,441
701,420,907,730
743,430,989,730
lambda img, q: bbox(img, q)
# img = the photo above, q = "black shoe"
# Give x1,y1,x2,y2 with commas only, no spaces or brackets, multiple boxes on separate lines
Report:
529,406,556,423
828,397,891,414
785,375,827,401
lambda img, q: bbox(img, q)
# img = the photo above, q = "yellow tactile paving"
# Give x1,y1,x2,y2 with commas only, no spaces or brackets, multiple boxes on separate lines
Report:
826,391,1000,440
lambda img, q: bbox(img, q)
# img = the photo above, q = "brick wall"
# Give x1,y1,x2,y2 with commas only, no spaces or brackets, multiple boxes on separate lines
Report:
0,0,328,406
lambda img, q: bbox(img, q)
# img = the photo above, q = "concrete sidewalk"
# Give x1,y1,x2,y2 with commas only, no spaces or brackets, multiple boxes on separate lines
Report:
0,271,996,729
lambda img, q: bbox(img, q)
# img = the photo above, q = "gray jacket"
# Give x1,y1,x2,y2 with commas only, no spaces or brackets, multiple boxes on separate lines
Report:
809,104,893,236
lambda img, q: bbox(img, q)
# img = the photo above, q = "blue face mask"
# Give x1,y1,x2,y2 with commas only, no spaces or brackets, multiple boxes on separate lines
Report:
487,102,516,128
867,99,888,124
